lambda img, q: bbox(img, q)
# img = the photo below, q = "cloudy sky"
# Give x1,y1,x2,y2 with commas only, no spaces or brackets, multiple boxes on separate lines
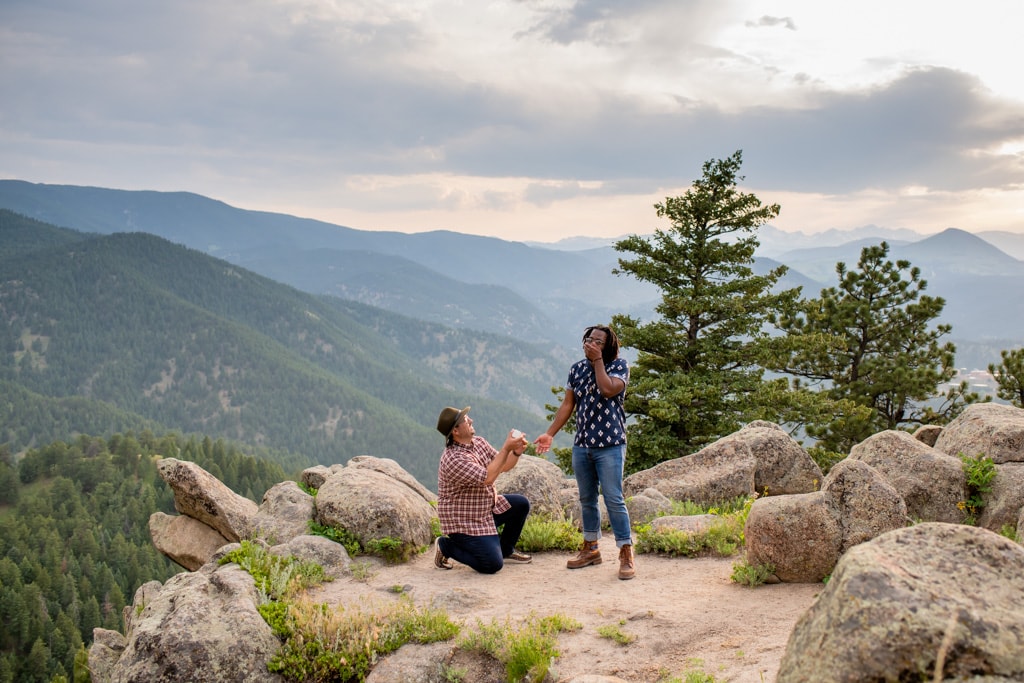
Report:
2,0,1023,243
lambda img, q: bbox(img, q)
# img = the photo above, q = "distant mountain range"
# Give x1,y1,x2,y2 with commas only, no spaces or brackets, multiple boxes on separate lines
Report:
2,179,1022,373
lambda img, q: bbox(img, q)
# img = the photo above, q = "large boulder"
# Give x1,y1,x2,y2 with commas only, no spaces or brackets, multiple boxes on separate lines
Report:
252,480,315,545
977,462,1024,534
156,458,258,542
744,459,908,582
623,422,820,505
848,430,965,523
733,421,823,495
624,440,756,505
316,463,435,551
101,564,283,683
743,493,841,583
778,523,1024,682
268,534,351,578
149,511,231,571
934,402,1024,464
821,459,909,553
625,487,675,525
494,454,572,519
347,455,437,505
301,464,338,490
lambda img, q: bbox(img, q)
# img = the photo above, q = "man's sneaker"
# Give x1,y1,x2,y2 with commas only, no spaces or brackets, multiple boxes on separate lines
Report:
433,537,452,570
567,540,602,569
505,550,533,564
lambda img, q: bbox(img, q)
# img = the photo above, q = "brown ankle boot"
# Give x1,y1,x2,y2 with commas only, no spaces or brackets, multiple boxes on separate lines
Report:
567,540,602,569
618,544,635,580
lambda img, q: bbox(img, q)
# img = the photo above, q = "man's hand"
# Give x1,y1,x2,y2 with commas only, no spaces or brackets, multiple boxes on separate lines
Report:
504,429,528,455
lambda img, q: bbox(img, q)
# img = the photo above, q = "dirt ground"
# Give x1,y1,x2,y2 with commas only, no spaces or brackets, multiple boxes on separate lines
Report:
311,535,823,682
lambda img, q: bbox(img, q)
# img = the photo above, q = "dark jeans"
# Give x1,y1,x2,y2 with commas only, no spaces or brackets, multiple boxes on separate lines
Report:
438,494,530,574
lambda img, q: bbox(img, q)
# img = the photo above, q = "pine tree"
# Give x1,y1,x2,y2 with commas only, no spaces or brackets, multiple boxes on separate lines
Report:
774,241,976,453
989,347,1024,407
611,151,809,472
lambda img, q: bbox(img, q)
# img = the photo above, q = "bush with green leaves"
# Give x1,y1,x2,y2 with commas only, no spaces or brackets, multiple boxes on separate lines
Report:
458,613,581,683
516,511,583,552
958,452,996,525
268,596,458,682
219,540,328,602
597,621,636,645
730,558,776,588
635,495,755,557
308,520,413,563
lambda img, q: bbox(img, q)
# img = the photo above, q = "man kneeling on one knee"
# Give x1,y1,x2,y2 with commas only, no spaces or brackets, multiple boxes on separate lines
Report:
432,406,532,573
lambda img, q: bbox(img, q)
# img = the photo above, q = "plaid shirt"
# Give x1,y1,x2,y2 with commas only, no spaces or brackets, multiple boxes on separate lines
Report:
437,436,511,536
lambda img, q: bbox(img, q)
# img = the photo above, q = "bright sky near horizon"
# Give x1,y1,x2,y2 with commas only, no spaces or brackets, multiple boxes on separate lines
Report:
2,0,1023,243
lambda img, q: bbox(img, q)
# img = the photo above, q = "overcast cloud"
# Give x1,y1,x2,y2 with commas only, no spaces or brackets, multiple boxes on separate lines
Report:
2,0,1023,241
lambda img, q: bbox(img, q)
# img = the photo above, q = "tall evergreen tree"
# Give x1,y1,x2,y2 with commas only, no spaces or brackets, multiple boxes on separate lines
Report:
611,151,810,472
773,242,977,453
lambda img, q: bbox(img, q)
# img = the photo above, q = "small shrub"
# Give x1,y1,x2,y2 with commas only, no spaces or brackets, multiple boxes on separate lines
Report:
441,664,468,682
309,520,413,563
636,495,755,558
258,600,292,637
958,452,996,525
308,520,361,556
730,559,775,588
220,540,327,602
597,621,636,645
349,559,377,582
364,535,414,564
458,612,581,683
517,512,583,552
268,596,458,682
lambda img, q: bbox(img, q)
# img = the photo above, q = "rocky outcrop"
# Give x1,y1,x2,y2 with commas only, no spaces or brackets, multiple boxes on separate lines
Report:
315,459,435,551
103,563,284,683
744,459,909,582
99,412,1024,681
157,457,258,541
149,511,231,571
848,429,965,523
934,402,1024,464
778,523,1024,682
623,422,821,505
252,480,315,545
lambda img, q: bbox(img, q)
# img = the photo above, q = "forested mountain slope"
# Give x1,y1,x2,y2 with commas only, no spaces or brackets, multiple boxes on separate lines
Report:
0,211,561,482
0,432,288,683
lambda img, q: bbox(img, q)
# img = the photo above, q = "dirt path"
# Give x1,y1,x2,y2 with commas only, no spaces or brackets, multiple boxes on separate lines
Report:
311,536,822,682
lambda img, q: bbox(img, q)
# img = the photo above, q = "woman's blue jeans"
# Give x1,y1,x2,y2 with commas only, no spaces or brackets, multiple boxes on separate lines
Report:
438,494,530,574
573,444,632,547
